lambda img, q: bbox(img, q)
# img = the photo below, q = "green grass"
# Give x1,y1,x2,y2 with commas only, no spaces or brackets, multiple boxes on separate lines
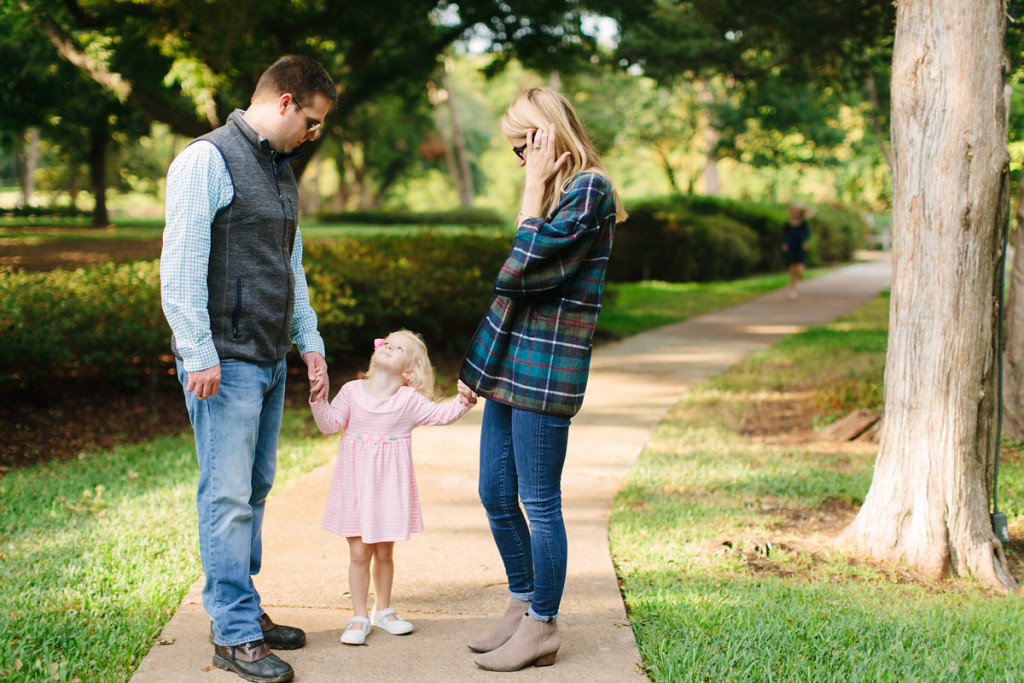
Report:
597,269,827,339
610,290,1024,681
0,411,332,682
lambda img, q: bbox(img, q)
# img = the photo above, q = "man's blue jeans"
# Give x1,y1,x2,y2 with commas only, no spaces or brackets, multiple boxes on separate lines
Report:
177,357,287,646
478,400,570,621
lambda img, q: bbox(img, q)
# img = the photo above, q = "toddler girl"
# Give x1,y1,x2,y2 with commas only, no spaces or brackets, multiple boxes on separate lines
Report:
310,329,476,645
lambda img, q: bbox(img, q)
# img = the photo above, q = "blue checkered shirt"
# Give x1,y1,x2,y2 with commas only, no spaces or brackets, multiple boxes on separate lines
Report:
460,172,617,417
160,140,324,372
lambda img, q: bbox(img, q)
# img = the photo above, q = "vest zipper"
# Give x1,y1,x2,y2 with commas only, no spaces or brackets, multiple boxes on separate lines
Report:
232,278,242,337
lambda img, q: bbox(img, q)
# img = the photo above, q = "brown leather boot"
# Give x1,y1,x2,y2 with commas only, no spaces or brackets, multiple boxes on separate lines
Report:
468,598,531,653
474,614,559,671
212,640,294,683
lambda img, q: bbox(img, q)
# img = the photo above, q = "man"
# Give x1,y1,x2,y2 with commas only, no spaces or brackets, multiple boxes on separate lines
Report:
160,55,336,683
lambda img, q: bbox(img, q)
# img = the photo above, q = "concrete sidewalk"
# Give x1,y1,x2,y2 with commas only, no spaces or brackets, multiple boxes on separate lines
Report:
133,255,891,682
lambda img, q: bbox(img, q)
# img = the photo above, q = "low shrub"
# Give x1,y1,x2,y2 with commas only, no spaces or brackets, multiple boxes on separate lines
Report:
0,234,512,391
313,206,504,226
303,233,510,356
610,195,867,282
0,262,166,391
0,196,867,389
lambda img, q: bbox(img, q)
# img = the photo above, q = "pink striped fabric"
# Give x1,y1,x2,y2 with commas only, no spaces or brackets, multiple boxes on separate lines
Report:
310,380,473,543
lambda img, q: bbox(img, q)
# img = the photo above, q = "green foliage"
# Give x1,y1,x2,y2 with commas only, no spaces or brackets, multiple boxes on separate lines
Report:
597,272,801,340
609,196,866,282
304,234,510,358
313,206,503,226
0,232,515,392
0,262,166,391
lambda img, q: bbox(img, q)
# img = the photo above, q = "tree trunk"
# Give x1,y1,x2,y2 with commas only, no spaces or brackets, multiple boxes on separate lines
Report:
442,69,474,207
13,127,40,208
1003,174,1024,437
89,117,110,227
696,81,720,196
840,0,1014,589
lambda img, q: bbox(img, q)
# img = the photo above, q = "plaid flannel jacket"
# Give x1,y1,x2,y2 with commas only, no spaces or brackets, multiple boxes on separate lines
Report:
460,171,617,417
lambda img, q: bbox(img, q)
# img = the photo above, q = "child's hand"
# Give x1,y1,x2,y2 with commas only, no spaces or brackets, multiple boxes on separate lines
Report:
457,379,478,405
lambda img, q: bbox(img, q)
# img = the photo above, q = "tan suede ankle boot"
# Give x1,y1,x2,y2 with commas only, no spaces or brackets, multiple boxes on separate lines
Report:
473,614,559,672
467,598,531,653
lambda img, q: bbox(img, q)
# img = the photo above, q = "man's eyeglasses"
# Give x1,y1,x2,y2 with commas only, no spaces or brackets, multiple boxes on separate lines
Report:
512,142,527,160
293,100,322,134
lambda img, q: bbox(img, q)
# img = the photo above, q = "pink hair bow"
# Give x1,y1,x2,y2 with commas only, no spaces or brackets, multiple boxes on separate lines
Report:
374,338,386,350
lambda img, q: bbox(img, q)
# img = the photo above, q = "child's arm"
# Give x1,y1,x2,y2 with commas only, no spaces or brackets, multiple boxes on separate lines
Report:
310,386,350,434
411,384,476,427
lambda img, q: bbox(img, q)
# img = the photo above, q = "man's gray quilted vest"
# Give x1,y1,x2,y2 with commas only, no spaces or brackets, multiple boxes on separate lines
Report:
180,110,299,364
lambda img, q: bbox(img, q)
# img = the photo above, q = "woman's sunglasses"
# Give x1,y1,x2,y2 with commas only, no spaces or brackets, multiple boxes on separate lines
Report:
512,142,527,160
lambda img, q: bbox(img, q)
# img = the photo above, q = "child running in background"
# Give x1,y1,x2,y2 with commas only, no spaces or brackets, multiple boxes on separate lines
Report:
310,329,477,646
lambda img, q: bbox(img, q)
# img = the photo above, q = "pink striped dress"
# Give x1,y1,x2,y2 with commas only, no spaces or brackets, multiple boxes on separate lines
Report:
310,380,473,543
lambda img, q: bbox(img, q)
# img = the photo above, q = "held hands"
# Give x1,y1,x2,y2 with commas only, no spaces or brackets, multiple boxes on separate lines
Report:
457,379,478,406
304,351,329,403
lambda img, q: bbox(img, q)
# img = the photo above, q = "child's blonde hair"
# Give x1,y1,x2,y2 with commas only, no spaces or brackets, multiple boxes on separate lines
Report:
364,328,436,400
500,87,627,222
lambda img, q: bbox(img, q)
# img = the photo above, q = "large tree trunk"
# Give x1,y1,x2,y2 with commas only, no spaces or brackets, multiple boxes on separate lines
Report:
840,0,1015,589
1002,173,1024,437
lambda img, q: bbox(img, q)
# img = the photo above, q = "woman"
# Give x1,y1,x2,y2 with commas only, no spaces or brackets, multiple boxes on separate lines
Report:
459,87,627,672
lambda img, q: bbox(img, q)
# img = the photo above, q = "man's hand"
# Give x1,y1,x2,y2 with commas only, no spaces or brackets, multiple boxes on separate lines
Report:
186,365,221,400
304,352,329,403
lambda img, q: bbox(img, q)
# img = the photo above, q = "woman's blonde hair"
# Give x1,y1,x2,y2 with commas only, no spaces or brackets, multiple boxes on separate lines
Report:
364,329,436,400
501,87,627,222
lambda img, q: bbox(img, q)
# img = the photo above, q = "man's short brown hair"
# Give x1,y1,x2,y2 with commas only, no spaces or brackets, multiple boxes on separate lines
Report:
253,55,338,109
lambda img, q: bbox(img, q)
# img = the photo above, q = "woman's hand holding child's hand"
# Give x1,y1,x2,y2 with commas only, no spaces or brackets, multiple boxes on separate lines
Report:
457,379,478,406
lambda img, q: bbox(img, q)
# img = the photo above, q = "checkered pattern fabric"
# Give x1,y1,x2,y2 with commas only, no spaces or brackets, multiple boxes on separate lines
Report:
460,172,617,417
160,136,324,372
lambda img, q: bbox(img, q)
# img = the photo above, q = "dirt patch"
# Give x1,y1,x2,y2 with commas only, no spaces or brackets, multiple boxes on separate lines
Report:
0,236,163,271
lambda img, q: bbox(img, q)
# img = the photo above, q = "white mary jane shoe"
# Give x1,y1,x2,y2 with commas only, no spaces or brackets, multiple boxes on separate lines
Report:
372,607,414,635
340,616,370,645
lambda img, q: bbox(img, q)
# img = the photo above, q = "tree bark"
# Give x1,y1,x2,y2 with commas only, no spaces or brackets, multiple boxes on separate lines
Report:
13,127,40,208
442,68,474,207
89,117,110,227
1003,174,1024,437
840,0,1015,590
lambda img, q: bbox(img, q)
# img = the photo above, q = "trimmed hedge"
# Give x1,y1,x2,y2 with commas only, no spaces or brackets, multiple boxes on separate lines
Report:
313,206,503,226
0,197,865,390
0,234,511,392
0,261,167,391
609,195,867,282
303,233,510,356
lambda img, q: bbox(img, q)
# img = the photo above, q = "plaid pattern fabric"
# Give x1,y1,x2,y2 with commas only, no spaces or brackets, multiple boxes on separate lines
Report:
460,171,616,417
160,137,324,372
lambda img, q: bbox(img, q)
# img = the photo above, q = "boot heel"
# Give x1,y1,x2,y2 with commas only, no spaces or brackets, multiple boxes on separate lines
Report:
534,653,556,667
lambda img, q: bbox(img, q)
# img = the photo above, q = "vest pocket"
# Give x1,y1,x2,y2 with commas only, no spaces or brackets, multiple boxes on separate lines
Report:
232,278,243,338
